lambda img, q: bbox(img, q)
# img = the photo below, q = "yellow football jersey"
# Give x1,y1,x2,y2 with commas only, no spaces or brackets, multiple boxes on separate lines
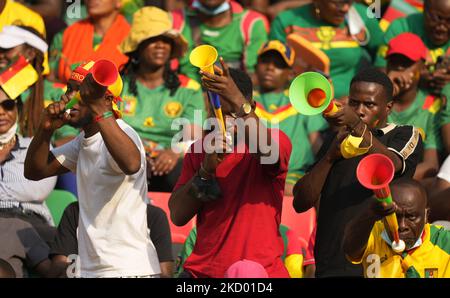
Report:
349,222,450,278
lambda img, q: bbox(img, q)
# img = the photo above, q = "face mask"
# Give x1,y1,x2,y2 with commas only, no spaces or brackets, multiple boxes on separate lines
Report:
381,228,424,251
192,0,231,16
340,125,372,159
0,122,17,145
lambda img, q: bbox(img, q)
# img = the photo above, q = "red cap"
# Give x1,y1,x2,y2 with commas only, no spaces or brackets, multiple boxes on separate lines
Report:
387,33,427,62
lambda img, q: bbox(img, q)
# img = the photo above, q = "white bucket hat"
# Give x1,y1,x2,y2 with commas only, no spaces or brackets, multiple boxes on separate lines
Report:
0,25,48,53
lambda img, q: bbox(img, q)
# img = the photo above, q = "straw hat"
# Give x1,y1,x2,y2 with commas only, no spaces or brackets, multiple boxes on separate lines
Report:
120,6,188,59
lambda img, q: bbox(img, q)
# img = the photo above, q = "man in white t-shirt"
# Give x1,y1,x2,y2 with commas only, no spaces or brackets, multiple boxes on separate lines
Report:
24,64,161,278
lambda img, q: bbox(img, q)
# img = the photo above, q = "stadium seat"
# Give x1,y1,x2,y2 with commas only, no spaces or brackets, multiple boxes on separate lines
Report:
55,172,78,197
148,192,196,244
281,196,316,243
45,190,78,226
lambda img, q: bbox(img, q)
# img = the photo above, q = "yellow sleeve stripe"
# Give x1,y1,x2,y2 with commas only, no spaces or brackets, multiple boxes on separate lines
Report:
186,79,201,91
311,41,360,49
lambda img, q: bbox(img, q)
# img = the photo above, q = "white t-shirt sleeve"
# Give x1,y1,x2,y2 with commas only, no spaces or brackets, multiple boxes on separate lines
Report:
437,155,450,183
51,135,82,172
106,120,146,174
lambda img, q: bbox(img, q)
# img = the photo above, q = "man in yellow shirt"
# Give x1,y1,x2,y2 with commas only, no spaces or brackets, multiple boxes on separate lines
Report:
344,179,450,278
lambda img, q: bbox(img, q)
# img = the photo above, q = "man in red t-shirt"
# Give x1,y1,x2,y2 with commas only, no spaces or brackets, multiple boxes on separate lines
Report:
169,59,292,278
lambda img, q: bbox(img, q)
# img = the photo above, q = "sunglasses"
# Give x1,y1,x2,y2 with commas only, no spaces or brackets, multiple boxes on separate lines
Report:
0,99,17,111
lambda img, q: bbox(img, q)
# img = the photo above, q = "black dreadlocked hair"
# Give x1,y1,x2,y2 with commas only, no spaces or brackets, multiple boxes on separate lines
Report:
16,26,46,137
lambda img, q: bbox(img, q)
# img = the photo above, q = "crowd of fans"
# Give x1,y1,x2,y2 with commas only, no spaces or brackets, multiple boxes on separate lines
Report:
0,0,449,278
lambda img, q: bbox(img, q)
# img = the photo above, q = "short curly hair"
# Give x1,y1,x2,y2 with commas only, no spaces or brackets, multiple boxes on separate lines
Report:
350,67,394,102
